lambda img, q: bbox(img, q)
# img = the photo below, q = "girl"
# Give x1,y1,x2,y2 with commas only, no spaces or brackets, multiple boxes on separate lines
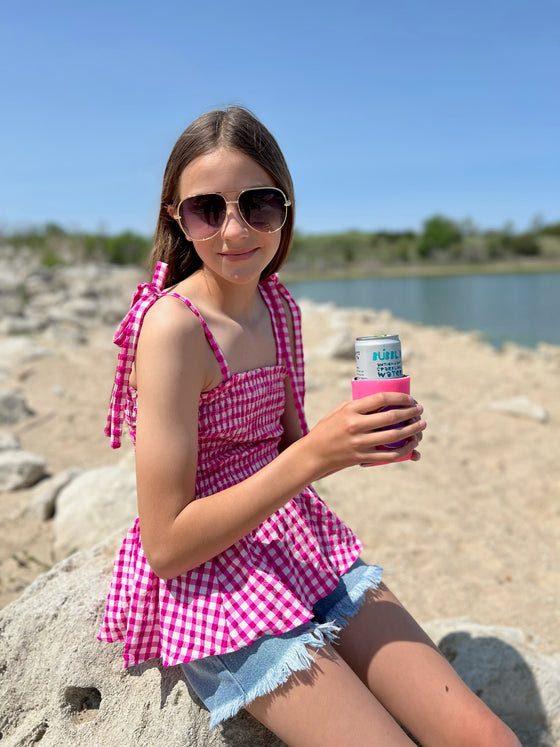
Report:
99,107,520,746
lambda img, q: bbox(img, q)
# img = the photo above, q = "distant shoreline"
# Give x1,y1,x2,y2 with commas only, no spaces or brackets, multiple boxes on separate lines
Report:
280,258,560,282
280,262,560,350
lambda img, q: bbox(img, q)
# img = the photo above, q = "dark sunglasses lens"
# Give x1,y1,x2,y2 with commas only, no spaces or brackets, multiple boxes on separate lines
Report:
239,188,287,233
179,194,226,239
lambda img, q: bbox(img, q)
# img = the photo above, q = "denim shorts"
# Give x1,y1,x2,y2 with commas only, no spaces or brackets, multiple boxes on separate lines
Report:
180,558,383,728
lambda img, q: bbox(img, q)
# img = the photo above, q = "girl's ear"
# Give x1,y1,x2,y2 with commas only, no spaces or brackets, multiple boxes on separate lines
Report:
166,204,176,219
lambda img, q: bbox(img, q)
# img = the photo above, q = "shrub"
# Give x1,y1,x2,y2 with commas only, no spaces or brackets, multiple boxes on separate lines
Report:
417,215,462,258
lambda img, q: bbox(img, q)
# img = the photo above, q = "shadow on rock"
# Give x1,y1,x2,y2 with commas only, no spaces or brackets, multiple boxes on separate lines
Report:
438,628,552,747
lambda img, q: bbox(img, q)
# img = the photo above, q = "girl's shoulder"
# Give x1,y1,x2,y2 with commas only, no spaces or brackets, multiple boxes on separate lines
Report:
135,293,216,394
139,293,206,352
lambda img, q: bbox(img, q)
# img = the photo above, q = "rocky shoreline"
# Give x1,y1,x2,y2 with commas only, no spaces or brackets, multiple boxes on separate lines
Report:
0,246,558,745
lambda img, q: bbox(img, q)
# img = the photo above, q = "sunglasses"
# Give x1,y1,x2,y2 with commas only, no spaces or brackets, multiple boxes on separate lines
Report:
170,187,291,241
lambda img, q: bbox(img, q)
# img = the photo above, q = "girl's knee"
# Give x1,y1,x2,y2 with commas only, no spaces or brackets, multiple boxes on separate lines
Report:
495,728,523,747
476,715,521,747
425,707,520,747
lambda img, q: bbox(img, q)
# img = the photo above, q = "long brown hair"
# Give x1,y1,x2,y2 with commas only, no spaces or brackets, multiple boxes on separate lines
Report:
150,107,295,286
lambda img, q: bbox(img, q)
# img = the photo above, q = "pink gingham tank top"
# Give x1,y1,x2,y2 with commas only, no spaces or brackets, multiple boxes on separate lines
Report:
98,262,362,667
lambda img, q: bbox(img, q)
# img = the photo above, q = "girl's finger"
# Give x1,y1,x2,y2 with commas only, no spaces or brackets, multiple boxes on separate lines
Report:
362,404,424,431
367,419,425,447
353,392,416,414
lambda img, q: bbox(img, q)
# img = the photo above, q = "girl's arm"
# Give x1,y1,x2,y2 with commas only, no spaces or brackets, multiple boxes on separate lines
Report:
134,296,425,580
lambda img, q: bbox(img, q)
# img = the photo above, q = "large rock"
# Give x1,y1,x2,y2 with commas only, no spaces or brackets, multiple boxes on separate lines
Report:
424,619,560,746
27,467,82,521
0,335,50,362
0,254,146,351
489,395,549,423
0,432,20,452
53,465,138,559
0,536,285,747
0,390,34,425
0,450,47,491
0,538,558,747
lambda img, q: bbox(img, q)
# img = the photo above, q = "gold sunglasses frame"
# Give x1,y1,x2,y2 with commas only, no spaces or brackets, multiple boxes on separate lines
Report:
169,187,292,242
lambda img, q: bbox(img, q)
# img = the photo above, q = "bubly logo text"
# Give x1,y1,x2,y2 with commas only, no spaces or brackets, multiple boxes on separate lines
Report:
372,350,401,361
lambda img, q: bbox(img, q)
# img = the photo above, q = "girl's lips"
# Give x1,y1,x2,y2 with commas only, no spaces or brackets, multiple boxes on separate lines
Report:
220,248,259,261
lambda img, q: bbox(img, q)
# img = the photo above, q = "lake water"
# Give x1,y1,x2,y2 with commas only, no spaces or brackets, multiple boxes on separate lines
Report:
285,271,560,349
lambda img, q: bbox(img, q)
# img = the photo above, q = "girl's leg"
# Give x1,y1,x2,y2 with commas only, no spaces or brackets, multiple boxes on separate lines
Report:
245,642,417,747
334,583,521,747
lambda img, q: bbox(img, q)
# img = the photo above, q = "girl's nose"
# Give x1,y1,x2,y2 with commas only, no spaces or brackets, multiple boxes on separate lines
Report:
220,201,250,238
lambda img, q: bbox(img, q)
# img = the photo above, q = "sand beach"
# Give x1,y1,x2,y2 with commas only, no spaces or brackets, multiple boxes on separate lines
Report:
0,262,558,657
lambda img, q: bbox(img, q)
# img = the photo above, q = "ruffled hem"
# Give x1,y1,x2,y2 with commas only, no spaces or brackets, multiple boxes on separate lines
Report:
98,503,364,667
205,563,383,729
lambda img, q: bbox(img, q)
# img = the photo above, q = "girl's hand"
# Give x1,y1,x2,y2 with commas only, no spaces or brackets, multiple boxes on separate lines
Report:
304,392,426,478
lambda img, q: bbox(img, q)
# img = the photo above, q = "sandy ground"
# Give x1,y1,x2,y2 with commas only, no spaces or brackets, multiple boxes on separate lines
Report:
1,293,558,656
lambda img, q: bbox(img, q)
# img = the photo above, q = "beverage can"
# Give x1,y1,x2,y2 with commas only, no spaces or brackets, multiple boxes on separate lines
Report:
355,335,403,380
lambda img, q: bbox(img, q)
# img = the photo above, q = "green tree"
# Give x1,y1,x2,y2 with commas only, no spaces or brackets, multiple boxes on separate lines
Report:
44,222,67,238
539,222,560,236
103,231,151,265
417,215,462,259
502,233,540,256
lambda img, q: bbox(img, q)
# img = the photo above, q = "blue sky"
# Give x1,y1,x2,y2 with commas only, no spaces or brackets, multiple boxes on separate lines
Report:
2,0,558,237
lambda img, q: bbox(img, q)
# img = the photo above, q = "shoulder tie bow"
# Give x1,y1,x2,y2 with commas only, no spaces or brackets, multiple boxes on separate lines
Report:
104,261,169,448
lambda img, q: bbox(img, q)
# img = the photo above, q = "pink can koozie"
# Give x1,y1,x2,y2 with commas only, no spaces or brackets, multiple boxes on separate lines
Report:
352,335,412,466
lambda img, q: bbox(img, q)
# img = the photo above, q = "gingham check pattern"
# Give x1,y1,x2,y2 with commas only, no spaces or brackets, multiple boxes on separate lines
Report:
104,260,169,448
98,267,362,667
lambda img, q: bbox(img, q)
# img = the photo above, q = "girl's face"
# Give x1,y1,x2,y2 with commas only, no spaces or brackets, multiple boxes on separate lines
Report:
175,148,282,286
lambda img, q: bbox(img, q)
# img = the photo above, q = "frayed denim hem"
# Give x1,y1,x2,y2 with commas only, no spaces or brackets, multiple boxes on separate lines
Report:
207,620,340,729
320,563,383,629
181,560,384,730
